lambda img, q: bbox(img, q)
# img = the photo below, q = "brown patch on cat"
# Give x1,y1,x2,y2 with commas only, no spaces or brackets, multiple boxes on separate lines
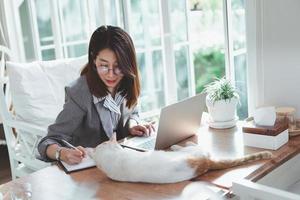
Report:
187,151,273,176
187,157,210,175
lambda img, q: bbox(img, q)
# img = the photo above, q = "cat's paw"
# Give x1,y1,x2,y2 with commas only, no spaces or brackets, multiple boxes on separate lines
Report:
170,145,183,151
185,141,197,146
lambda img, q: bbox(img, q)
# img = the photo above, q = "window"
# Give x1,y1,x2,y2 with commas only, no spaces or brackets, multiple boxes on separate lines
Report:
19,0,90,61
127,0,166,115
13,0,248,119
231,0,248,119
188,0,226,94
169,0,190,101
19,1,36,61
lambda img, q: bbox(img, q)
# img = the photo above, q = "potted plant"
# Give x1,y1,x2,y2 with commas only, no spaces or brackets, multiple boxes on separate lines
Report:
203,77,239,128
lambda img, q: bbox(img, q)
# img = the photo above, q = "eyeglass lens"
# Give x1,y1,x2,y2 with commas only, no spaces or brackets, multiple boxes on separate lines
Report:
97,66,122,75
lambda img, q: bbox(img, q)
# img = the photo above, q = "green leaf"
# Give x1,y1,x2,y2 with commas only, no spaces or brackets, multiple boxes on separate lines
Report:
203,77,239,104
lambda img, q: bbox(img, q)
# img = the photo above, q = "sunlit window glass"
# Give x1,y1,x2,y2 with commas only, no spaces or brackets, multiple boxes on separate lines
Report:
189,0,226,93
175,46,189,100
232,0,248,119
59,0,88,58
232,0,246,50
234,54,248,119
169,0,188,43
19,1,35,61
130,0,165,113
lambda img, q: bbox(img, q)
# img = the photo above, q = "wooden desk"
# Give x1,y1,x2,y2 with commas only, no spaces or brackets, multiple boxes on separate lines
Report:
1,122,300,199
0,166,194,200
192,122,300,190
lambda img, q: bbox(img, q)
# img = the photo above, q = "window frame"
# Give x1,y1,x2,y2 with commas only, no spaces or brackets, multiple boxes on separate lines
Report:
7,0,248,119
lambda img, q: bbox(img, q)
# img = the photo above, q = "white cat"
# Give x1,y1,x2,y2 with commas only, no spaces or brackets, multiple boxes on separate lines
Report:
91,134,272,184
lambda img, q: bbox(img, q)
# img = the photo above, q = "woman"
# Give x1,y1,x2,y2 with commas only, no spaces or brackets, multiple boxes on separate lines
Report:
38,25,154,164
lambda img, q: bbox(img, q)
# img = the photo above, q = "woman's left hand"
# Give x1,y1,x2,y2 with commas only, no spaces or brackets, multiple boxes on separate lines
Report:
129,122,155,137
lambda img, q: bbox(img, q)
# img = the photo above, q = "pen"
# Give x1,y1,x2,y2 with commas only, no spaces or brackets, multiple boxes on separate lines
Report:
61,140,80,151
61,140,86,157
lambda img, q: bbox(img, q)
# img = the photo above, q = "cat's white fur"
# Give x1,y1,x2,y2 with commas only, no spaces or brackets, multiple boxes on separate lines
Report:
91,134,272,184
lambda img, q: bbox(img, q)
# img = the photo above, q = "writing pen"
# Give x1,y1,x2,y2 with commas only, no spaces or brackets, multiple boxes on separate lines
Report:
61,140,86,158
61,140,80,151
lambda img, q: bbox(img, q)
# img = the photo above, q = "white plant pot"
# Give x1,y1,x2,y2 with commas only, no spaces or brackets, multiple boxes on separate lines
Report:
206,97,238,122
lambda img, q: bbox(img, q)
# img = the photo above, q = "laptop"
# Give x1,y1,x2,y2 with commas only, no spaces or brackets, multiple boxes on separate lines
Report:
121,93,207,151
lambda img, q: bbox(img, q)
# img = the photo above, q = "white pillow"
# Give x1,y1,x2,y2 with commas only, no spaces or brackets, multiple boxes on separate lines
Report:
6,55,87,129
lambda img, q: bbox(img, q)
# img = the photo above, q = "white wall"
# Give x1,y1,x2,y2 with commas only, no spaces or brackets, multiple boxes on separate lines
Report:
246,0,300,117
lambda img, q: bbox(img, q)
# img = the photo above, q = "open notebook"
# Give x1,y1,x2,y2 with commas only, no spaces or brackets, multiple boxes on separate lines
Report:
58,155,96,173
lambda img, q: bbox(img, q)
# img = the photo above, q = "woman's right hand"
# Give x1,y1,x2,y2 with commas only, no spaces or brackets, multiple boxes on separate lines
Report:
59,146,86,165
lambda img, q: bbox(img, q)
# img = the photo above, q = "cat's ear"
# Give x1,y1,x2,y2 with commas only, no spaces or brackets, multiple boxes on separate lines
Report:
110,132,117,142
86,147,96,160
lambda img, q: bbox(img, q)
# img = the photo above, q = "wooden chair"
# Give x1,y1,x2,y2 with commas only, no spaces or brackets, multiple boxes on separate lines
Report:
0,45,50,179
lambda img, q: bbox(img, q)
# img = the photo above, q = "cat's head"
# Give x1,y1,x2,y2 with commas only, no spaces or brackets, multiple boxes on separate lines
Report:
92,133,123,169
93,132,123,161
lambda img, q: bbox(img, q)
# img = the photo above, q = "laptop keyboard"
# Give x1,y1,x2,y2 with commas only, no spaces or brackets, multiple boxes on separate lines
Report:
136,138,155,150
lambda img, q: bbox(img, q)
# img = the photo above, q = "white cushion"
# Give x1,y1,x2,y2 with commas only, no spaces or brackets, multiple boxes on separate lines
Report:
6,55,87,129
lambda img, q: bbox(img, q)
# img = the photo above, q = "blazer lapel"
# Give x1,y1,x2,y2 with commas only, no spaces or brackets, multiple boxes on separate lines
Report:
96,104,114,139
122,102,130,127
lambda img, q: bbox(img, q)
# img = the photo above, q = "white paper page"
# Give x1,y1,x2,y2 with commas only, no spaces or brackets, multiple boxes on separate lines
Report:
60,155,96,172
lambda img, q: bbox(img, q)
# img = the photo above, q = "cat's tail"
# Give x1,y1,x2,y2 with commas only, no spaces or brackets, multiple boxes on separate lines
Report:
208,151,273,170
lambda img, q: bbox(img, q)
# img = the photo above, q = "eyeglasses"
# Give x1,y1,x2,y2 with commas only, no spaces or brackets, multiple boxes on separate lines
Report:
96,65,123,76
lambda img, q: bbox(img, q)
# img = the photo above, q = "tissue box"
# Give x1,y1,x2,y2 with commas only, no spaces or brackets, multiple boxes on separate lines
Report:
242,120,289,150
243,129,288,150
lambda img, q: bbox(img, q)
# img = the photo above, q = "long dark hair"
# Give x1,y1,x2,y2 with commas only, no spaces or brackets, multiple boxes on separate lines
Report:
81,25,140,108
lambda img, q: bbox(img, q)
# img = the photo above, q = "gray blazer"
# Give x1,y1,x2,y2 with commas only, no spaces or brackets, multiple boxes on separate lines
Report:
38,75,139,161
